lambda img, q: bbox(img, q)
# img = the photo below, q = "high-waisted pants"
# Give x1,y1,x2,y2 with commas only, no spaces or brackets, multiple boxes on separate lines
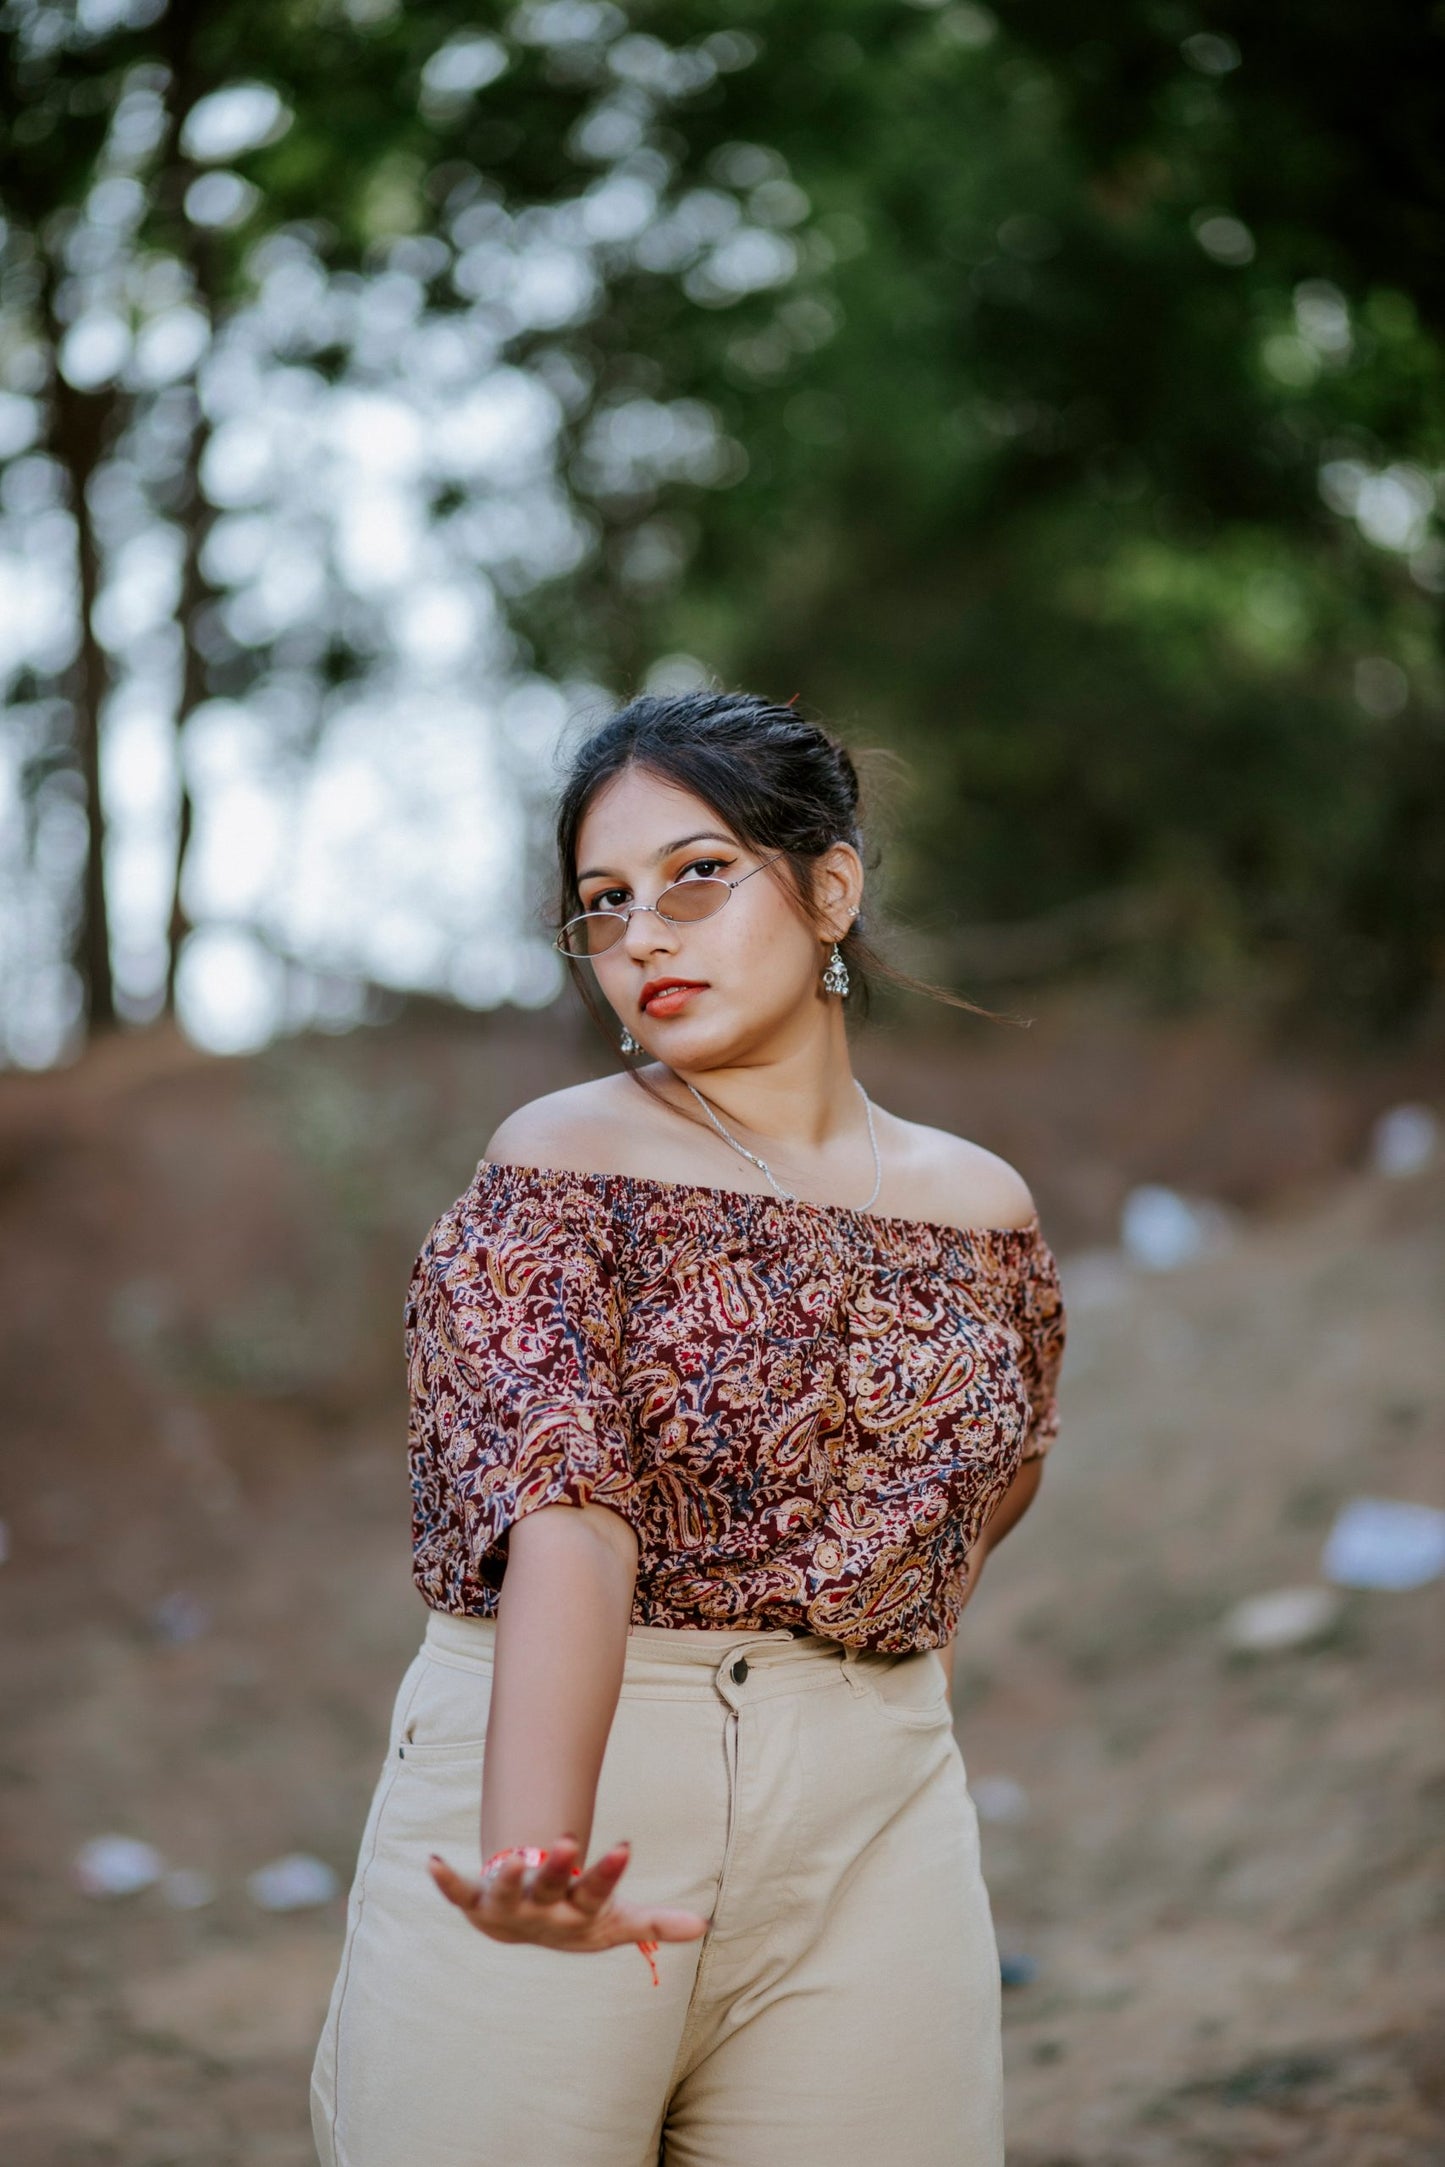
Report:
310,1609,1004,2167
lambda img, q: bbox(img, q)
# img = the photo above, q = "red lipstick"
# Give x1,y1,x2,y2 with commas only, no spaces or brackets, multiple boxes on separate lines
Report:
640,977,707,1018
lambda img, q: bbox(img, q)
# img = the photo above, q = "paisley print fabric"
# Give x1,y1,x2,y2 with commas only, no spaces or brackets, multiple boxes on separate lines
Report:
406,1161,1066,1656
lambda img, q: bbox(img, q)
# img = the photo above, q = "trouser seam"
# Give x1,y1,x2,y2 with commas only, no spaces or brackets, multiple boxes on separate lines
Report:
668,1697,741,2080
668,1639,825,2088
322,1658,427,2165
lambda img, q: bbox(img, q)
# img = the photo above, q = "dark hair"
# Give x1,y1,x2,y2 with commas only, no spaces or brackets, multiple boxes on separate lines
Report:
553,688,986,1055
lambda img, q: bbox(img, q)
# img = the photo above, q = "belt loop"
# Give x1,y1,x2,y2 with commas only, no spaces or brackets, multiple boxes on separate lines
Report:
838,1639,873,1698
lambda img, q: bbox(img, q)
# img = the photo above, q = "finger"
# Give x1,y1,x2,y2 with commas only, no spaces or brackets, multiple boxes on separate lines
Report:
480,1850,531,1912
528,1842,582,1902
569,1841,631,1916
595,1900,710,1946
427,1855,483,1914
630,1906,712,1944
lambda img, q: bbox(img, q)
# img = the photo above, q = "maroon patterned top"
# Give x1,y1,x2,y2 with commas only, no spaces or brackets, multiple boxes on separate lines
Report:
406,1160,1066,1655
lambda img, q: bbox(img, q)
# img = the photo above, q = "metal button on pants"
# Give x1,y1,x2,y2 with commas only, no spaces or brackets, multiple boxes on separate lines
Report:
312,1610,1003,2167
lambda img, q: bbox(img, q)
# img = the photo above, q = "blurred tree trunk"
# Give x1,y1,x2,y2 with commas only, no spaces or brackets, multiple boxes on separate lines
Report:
164,400,215,1014
153,7,214,1017
42,272,116,1035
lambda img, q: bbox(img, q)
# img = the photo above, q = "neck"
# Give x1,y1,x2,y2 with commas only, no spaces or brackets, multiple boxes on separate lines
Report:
664,1007,860,1151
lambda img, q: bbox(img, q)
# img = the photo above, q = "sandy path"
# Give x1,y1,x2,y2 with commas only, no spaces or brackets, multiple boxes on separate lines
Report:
1,1016,1440,2163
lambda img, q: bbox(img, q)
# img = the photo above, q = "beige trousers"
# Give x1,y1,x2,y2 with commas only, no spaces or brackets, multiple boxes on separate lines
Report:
310,1611,1004,2167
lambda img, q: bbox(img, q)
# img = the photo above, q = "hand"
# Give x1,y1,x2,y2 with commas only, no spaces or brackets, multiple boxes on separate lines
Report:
426,1835,711,1957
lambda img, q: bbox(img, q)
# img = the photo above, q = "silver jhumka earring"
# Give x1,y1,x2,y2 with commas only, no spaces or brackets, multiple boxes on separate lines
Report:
821,943,850,997
619,1027,641,1055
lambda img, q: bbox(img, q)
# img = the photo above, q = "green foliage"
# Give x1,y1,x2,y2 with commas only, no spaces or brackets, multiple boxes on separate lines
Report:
2,0,1440,1044
512,0,1445,1029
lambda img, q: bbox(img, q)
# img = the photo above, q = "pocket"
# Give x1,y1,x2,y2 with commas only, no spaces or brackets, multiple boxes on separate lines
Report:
393,1654,490,1763
395,1732,487,1765
859,1649,953,1730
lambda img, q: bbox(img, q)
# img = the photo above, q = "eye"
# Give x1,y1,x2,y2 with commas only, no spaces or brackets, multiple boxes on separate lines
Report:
676,856,731,881
585,887,630,913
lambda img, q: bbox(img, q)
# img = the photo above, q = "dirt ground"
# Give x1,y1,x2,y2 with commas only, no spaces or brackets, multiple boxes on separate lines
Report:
1,994,1442,2165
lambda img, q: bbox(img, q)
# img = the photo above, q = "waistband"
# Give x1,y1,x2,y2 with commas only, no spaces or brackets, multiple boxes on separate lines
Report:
419,1607,888,1699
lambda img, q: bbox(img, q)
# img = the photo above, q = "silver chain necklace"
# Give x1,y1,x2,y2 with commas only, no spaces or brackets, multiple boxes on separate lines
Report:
680,1076,882,1211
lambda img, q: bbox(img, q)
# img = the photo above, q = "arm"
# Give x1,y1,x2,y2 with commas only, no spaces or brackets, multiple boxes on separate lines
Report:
479,1500,638,1860
428,1500,710,1953
947,1454,1046,1655
976,1452,1044,1558
414,1171,710,1956
941,1219,1063,1685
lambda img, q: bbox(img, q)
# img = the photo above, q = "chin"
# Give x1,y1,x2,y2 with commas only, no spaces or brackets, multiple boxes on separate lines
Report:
642,1009,783,1072
638,1020,729,1068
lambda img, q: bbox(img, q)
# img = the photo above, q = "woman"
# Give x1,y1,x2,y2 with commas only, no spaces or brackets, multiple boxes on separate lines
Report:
311,691,1066,2167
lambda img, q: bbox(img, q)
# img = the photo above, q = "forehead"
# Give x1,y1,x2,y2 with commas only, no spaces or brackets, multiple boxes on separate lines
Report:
575,766,736,869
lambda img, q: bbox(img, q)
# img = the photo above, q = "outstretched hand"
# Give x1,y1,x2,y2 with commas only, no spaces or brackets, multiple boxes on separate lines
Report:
426,1835,710,1958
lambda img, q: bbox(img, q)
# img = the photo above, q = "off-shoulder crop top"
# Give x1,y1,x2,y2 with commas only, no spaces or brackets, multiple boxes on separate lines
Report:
406,1159,1066,1656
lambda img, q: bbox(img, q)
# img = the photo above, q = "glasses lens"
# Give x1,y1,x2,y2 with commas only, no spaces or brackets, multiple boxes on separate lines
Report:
657,879,731,924
557,912,626,958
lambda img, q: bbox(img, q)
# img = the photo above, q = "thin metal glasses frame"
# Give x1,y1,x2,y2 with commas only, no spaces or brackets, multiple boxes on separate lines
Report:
555,854,785,960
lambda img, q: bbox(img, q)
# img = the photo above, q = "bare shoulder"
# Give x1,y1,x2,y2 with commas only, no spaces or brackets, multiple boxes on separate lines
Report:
483,1076,641,1172
880,1111,1037,1232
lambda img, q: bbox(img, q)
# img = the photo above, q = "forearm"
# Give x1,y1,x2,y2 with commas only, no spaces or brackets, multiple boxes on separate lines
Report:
479,1501,638,1861
984,1453,1043,1551
952,1455,1045,1625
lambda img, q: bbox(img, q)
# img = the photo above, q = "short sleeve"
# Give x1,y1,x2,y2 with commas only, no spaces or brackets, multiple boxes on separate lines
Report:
406,1199,642,1591
1014,1230,1066,1461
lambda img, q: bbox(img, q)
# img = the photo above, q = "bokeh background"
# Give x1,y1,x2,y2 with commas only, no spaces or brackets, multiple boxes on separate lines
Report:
2,4,1442,2163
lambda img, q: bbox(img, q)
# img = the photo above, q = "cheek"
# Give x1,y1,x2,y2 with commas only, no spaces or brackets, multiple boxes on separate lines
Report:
727,908,820,999
591,952,634,1007
589,899,817,1007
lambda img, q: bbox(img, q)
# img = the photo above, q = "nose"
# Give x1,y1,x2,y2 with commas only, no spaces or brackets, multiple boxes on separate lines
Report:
619,902,680,964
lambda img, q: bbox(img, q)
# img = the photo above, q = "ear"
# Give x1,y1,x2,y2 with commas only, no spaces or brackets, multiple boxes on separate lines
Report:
814,841,864,943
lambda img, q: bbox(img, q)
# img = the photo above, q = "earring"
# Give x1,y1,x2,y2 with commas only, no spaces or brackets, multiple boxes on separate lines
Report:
821,943,850,997
619,1027,640,1055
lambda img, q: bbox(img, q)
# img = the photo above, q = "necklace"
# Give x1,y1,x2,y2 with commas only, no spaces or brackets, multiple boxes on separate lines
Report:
680,1076,882,1211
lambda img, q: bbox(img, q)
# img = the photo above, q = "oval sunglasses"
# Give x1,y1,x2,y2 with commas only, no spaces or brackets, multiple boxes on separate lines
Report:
555,855,784,960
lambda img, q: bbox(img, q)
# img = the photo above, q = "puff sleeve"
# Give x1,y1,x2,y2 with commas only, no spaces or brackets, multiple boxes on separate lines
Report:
406,1193,642,1612
1013,1229,1066,1461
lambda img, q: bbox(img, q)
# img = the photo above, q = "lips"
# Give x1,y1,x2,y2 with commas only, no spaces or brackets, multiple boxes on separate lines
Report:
640,978,708,1017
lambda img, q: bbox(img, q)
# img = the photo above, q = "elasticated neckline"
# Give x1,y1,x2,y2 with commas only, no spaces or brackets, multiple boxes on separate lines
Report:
471,1156,1047,1269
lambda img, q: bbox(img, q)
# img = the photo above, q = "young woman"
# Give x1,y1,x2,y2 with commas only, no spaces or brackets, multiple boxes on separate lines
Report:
311,692,1065,2167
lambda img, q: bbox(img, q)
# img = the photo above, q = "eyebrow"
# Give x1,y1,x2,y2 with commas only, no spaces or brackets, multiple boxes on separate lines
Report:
576,832,738,884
